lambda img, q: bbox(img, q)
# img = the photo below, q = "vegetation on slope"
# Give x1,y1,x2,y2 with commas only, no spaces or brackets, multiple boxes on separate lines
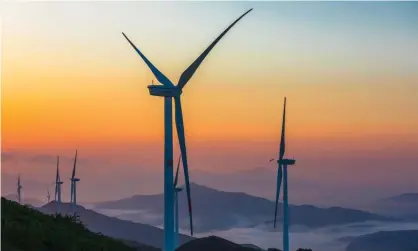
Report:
1,197,136,251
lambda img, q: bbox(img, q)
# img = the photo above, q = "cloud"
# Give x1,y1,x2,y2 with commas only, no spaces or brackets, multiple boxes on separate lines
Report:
195,221,418,251
88,205,418,251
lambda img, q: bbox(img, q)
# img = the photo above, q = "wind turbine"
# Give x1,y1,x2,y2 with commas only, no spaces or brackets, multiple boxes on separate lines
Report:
173,154,184,249
17,174,22,204
69,150,80,214
122,8,253,251
272,97,296,251
55,156,64,213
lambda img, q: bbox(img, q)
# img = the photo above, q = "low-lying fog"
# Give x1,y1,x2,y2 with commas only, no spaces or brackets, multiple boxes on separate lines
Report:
197,221,418,251
87,206,418,251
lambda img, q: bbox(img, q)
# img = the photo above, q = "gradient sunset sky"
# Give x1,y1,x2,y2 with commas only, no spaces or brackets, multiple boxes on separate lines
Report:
2,1,418,204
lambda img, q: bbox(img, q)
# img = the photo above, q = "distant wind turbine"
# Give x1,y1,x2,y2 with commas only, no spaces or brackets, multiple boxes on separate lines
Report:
69,150,80,215
173,154,184,249
273,97,296,251
55,156,64,213
122,8,253,251
17,174,23,204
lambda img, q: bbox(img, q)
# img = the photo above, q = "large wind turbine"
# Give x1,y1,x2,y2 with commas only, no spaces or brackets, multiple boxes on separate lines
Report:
122,8,253,251
173,154,184,249
55,156,64,213
69,150,80,214
17,174,22,204
272,97,296,251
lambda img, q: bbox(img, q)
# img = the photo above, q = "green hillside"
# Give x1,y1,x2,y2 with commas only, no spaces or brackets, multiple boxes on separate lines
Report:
1,197,136,251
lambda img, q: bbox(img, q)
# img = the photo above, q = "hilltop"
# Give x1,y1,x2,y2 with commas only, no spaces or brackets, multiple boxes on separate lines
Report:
1,197,147,251
3,193,45,207
37,201,194,248
177,236,257,251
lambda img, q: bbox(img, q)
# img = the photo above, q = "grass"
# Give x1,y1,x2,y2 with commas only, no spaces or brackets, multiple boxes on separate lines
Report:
1,197,136,251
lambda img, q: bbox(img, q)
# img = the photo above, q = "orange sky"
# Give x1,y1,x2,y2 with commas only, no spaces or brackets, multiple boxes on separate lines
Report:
2,1,418,170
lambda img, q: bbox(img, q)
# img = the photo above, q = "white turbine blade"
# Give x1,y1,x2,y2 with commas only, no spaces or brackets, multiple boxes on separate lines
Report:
177,8,253,89
122,32,174,87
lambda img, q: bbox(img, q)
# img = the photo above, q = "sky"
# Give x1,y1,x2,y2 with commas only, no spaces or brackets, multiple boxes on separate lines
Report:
1,2,418,204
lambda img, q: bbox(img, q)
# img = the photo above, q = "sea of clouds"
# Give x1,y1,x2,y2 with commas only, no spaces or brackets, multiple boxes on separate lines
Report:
88,206,418,251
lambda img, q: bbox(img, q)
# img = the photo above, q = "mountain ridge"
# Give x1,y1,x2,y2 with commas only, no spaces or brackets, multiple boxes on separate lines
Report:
38,201,194,249
94,183,395,233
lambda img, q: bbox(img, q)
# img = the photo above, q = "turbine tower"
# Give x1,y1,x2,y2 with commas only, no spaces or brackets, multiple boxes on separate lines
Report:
69,150,80,214
55,156,64,213
17,174,22,204
47,187,51,203
122,8,253,251
173,154,184,249
272,97,296,251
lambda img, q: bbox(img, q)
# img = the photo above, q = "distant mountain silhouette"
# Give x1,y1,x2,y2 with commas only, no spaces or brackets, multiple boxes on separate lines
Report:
345,230,418,251
38,201,194,249
94,183,394,232
4,193,45,207
386,193,418,203
177,236,260,251
366,193,418,221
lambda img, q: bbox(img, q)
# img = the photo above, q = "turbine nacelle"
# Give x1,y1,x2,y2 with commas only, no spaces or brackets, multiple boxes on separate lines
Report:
175,187,183,192
69,177,80,182
148,85,182,97
278,159,296,166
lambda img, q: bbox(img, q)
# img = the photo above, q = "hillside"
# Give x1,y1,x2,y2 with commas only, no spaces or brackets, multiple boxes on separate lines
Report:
345,230,418,251
177,236,258,251
1,197,142,251
38,201,194,249
94,183,394,232
3,193,45,207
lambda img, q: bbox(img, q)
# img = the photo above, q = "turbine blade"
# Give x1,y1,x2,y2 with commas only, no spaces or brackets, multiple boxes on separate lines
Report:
274,164,283,228
122,32,173,87
56,156,60,182
279,97,286,160
71,150,78,179
174,154,182,187
177,8,253,89
174,96,194,236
